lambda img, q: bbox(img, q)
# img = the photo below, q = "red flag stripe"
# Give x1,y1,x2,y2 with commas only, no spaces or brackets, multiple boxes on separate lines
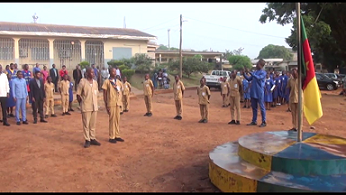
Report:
302,39,315,90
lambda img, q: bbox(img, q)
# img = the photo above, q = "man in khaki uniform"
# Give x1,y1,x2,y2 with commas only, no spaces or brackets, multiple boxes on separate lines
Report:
287,68,303,131
220,77,229,107
173,75,185,120
44,76,57,118
76,68,101,148
143,74,154,117
122,76,131,112
228,70,242,125
116,75,124,115
102,68,124,144
197,77,211,123
59,74,70,116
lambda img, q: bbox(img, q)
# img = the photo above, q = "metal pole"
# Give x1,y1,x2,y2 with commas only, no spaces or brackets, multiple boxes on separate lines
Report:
168,29,171,50
179,14,183,79
296,2,303,142
220,54,223,71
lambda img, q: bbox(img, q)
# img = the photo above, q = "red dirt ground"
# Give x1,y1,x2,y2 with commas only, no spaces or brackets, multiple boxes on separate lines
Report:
0,88,345,192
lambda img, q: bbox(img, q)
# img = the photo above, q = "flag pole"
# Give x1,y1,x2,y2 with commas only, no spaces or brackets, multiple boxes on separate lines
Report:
296,2,303,142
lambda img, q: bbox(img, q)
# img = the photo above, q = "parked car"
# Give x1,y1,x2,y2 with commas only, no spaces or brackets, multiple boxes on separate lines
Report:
323,73,341,87
204,70,231,90
315,73,338,90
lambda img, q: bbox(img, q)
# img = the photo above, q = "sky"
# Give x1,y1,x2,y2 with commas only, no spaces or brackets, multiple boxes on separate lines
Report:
0,3,293,59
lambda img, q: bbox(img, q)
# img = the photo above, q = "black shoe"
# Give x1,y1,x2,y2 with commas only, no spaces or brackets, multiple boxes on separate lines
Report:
51,114,57,117
40,119,47,123
202,119,208,123
247,106,250,109
177,116,182,120
198,119,204,123
65,112,71,115
45,115,48,118
243,105,246,108
62,113,65,116
22,121,29,125
115,138,124,142
228,120,236,124
259,122,267,127
120,112,123,115
222,105,226,108
289,128,297,132
70,109,74,112
3,122,10,126
144,113,149,116
0,119,2,123
147,113,152,117
236,120,240,125
90,139,101,146
174,116,179,119
247,122,257,126
33,119,37,124
84,140,91,148
109,139,117,143
9,114,15,117
16,122,21,125
124,110,128,112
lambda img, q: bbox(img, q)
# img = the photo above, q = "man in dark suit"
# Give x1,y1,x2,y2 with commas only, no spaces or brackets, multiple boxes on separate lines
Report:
73,64,82,91
50,64,59,92
29,71,47,124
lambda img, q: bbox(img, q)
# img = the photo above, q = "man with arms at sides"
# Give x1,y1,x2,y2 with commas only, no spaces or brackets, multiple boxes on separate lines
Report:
73,64,83,92
77,68,101,148
243,59,267,127
122,76,132,112
29,71,47,124
12,71,29,125
287,68,303,132
173,75,185,120
102,67,125,144
227,70,242,125
50,64,59,92
0,65,10,126
142,74,154,117
44,76,57,118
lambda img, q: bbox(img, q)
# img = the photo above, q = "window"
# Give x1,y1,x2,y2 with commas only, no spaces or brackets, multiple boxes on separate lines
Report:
31,47,49,60
0,48,13,60
112,47,132,60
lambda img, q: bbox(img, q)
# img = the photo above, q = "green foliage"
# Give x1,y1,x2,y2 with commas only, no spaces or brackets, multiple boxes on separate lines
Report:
228,55,252,70
157,44,179,51
118,65,128,71
122,69,135,81
107,60,124,67
257,44,293,60
132,53,153,74
223,47,244,60
168,57,213,78
79,61,90,69
193,54,203,60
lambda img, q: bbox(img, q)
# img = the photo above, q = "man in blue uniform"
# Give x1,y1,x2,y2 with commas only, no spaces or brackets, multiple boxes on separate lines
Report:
280,70,289,105
12,71,29,125
243,59,267,127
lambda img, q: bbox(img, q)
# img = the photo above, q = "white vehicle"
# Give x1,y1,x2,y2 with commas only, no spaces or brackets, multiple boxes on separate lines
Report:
204,70,231,90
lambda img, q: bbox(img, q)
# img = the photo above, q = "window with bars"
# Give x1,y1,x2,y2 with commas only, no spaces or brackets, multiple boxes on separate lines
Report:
31,47,49,60
0,38,14,60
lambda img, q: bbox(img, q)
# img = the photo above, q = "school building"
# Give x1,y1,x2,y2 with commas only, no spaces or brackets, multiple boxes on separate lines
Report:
152,50,223,64
0,21,156,72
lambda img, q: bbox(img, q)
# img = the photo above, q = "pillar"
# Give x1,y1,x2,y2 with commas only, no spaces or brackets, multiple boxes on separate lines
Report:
48,39,55,68
13,38,19,64
159,54,162,63
80,39,86,62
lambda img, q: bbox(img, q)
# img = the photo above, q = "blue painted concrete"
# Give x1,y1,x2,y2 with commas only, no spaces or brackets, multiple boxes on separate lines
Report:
267,131,316,141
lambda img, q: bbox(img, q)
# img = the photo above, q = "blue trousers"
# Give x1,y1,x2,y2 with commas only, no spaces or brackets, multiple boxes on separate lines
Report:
15,98,27,122
251,98,266,123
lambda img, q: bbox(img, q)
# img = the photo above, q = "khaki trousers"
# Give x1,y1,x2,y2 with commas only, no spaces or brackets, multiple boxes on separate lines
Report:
109,106,121,139
222,94,228,106
61,94,69,113
45,98,55,115
175,99,183,116
199,104,209,120
119,92,123,112
123,94,130,111
82,111,97,141
290,103,303,130
144,95,152,113
230,95,241,121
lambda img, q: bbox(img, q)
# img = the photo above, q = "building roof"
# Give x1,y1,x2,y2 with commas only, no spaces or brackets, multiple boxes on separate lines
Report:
0,21,156,40
154,50,223,55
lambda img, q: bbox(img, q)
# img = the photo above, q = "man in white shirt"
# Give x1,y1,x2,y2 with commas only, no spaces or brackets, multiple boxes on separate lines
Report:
0,65,10,126
115,66,122,78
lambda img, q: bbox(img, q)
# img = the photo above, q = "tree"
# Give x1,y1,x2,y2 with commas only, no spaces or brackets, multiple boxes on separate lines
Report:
79,61,90,69
223,47,244,60
228,55,252,70
259,3,346,70
257,44,293,60
168,57,213,78
132,53,153,74
157,44,179,51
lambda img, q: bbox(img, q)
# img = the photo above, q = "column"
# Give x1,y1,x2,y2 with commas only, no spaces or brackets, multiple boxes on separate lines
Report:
13,38,19,64
159,54,162,63
48,39,55,68
80,39,86,62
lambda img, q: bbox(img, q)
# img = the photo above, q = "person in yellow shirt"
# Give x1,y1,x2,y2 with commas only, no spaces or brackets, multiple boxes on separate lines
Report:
44,76,57,118
115,75,124,115
287,68,303,131
122,76,132,112
143,74,154,117
220,77,229,107
227,70,242,125
173,75,185,120
197,77,211,123
59,74,70,116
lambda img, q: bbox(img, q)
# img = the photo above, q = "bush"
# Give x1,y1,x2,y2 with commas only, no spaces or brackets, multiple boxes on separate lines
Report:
118,65,128,71
122,69,135,81
107,60,124,68
80,61,90,69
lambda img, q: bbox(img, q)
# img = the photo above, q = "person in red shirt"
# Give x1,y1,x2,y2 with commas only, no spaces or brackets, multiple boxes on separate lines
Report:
59,65,68,80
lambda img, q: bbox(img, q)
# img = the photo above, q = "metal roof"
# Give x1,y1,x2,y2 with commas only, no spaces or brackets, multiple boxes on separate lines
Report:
0,21,156,38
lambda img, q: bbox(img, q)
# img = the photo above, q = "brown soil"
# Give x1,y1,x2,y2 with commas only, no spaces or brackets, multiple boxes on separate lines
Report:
0,88,345,192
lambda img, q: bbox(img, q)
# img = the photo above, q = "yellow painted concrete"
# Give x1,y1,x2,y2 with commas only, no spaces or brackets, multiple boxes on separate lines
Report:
304,134,346,145
238,145,272,171
103,39,148,59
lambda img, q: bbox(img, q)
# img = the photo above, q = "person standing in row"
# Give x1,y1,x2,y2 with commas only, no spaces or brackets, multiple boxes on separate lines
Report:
68,76,74,112
50,64,59,92
242,77,251,108
122,76,131,112
243,59,267,127
33,63,41,74
23,64,32,94
29,71,47,124
287,68,303,132
41,66,49,84
6,74,15,118
12,71,29,125
143,74,154,117
102,67,124,144
173,75,185,120
44,76,57,118
220,77,229,108
197,77,210,123
77,68,101,148
59,74,71,116
0,65,10,126
59,65,68,80
73,65,83,92
264,73,274,111
227,70,242,125
116,75,124,115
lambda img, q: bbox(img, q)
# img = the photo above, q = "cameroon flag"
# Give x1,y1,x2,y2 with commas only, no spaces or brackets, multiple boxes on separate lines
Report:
300,16,323,125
